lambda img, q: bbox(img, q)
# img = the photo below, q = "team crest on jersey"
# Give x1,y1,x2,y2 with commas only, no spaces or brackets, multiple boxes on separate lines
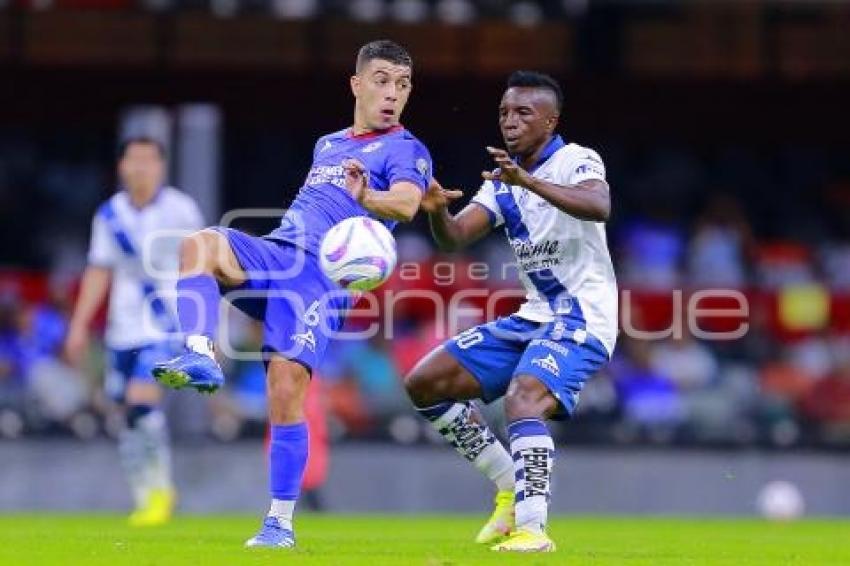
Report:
362,141,383,153
532,353,560,376
292,329,317,352
416,158,429,177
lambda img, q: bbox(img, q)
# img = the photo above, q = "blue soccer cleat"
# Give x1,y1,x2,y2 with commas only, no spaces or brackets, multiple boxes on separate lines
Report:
244,516,296,548
152,350,224,394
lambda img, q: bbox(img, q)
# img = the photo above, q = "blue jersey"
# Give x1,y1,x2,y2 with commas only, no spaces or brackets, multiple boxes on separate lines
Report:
267,125,432,255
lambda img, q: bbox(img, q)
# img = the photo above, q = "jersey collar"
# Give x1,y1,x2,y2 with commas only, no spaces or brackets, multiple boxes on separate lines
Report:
347,124,404,140
121,185,165,211
521,134,566,175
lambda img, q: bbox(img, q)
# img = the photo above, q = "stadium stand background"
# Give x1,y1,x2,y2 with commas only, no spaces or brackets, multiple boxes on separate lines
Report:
2,0,850,458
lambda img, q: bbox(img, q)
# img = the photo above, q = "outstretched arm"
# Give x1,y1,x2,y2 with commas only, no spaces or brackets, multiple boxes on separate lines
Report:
483,147,610,222
344,159,422,222
422,178,493,252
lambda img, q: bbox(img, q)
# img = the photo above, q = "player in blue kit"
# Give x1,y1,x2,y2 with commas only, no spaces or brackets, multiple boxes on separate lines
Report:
152,40,431,548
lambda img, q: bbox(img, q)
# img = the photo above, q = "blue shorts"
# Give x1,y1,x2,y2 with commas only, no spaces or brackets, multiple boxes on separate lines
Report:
444,315,610,419
216,228,351,372
106,342,176,402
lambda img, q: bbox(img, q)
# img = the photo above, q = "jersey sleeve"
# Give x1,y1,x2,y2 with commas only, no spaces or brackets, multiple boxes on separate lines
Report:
87,212,119,268
312,135,327,161
563,148,607,185
470,181,505,227
386,138,432,192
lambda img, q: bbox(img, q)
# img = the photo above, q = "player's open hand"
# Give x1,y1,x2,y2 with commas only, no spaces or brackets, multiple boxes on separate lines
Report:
343,158,369,204
482,146,534,188
420,177,463,214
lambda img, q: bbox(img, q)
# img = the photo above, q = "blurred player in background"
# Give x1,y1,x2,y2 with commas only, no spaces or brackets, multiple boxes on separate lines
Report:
407,71,617,552
152,40,432,548
64,137,204,526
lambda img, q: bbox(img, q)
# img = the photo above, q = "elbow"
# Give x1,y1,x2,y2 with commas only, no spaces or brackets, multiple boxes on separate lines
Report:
396,200,419,223
590,196,611,222
575,205,609,222
595,206,611,223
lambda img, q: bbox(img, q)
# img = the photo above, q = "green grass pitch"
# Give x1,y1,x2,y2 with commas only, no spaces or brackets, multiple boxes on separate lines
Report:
1,514,848,565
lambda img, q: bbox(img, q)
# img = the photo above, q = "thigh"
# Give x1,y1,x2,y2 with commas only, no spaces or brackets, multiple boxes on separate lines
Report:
214,228,276,321
261,248,350,373
105,348,134,402
188,228,247,287
443,316,543,403
514,333,610,419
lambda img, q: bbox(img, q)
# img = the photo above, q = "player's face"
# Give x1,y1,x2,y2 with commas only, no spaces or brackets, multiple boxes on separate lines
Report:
498,87,559,157
351,58,412,130
119,143,164,194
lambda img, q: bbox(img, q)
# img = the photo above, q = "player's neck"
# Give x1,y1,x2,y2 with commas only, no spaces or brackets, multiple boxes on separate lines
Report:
127,186,158,209
519,138,552,170
351,121,373,136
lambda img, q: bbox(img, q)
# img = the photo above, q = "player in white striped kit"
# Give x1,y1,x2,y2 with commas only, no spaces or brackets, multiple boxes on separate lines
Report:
64,137,204,526
406,71,617,552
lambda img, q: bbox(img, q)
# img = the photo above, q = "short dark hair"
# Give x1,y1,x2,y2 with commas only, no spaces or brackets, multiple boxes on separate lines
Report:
117,136,166,160
356,40,412,72
506,71,563,112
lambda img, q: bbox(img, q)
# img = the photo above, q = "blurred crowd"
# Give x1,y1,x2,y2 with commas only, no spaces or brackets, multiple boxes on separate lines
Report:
3,187,850,448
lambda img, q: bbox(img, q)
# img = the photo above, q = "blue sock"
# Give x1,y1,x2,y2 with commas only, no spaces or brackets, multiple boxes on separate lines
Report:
269,423,309,502
176,274,219,337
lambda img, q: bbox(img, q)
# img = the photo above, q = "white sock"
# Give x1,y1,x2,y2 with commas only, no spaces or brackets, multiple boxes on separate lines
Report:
137,410,173,491
268,499,296,531
186,335,215,359
118,427,148,507
476,441,516,492
509,418,554,533
419,402,515,492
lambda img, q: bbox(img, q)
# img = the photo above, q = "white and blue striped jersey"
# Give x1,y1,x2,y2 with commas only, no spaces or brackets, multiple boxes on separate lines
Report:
472,135,618,356
87,187,204,349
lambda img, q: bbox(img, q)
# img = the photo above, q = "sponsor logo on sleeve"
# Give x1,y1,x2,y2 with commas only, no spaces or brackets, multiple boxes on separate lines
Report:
574,163,604,177
416,158,429,177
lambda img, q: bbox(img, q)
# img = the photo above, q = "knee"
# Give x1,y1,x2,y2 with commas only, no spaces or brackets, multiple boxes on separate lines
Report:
504,375,556,422
404,369,442,407
268,368,308,404
267,359,310,423
180,229,219,274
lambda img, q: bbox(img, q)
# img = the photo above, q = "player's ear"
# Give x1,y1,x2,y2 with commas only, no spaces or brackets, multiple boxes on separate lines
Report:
547,113,560,134
350,74,361,98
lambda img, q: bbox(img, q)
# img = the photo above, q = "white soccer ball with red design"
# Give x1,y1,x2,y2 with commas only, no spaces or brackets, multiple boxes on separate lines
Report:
319,216,397,291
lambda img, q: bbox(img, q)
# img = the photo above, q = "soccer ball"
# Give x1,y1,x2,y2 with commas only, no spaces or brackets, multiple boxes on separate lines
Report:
756,480,805,521
319,216,397,291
